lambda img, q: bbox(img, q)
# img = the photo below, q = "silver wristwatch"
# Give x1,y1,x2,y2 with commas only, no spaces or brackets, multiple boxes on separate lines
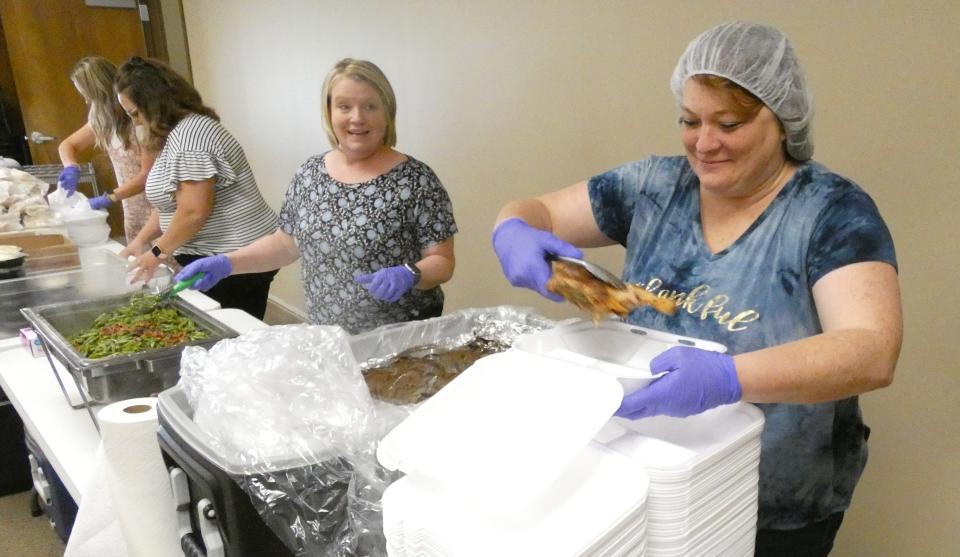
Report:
403,263,421,285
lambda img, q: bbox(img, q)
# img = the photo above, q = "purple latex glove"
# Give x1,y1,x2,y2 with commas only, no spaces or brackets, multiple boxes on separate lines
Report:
174,255,232,291
58,165,81,196
615,346,742,420
491,218,582,302
355,265,417,303
88,193,111,210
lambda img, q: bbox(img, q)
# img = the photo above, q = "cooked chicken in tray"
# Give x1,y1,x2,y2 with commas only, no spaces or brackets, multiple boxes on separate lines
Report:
546,259,677,320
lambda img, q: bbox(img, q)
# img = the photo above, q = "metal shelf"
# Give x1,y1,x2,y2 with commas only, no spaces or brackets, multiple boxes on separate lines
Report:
20,163,101,197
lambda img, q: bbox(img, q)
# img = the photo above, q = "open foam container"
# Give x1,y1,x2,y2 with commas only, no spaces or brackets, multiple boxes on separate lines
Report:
513,319,727,391
376,319,728,514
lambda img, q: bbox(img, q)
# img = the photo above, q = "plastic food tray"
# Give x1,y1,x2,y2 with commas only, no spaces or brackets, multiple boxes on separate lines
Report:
0,229,80,274
0,248,135,338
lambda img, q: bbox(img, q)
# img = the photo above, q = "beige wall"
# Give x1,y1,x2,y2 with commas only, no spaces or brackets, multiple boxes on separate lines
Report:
181,1,959,554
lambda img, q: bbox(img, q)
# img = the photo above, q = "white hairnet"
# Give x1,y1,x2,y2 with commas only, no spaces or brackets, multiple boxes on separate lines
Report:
670,22,814,161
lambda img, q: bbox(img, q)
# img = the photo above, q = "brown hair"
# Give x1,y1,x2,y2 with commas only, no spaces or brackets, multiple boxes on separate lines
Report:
114,56,219,151
321,58,397,148
689,74,766,121
70,57,133,150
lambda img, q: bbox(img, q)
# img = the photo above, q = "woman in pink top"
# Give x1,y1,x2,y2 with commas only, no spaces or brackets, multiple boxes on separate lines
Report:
57,56,156,242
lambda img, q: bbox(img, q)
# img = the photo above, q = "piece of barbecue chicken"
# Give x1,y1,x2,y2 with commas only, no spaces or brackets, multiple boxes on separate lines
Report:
546,260,677,320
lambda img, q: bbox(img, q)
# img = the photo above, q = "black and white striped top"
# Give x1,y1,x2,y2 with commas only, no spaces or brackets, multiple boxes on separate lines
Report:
145,113,277,255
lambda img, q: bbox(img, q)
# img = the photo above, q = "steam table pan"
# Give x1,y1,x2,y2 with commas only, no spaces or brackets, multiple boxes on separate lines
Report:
20,292,238,429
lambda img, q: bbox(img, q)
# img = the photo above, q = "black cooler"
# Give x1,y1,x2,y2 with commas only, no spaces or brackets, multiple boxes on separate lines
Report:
0,386,31,496
157,386,297,557
23,430,78,542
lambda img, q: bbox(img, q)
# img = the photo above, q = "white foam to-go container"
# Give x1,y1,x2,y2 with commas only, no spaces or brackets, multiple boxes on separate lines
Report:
376,349,624,514
512,319,727,392
375,320,727,514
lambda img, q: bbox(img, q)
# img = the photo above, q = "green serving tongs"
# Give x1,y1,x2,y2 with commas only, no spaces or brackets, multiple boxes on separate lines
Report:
159,272,205,299
137,272,205,313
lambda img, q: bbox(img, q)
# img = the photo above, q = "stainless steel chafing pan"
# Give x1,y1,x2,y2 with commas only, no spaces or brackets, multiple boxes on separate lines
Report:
21,292,238,406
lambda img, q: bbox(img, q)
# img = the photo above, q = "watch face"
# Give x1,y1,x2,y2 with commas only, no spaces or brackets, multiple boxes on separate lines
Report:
151,244,163,257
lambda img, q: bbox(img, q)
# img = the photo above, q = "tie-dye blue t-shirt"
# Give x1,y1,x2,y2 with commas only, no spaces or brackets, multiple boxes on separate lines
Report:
588,156,896,530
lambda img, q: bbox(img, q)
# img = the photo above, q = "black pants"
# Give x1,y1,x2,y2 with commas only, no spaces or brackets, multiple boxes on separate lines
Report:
411,302,443,322
174,254,278,321
755,512,845,557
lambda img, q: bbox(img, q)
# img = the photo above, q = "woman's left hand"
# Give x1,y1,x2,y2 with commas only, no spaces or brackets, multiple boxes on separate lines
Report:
129,251,162,285
88,193,112,210
355,265,417,302
615,346,742,420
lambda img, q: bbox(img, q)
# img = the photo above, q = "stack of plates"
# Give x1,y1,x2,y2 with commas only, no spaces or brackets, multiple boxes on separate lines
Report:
381,441,649,557
599,403,764,557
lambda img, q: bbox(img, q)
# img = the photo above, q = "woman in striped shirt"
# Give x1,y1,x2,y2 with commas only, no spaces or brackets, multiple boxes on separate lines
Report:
116,57,279,319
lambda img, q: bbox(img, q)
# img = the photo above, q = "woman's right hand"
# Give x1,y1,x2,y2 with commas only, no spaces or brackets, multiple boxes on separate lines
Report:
119,239,146,260
57,165,81,196
492,218,582,301
175,255,232,291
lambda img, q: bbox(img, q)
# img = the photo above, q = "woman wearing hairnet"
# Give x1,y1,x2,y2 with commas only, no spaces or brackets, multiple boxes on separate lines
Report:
492,22,901,556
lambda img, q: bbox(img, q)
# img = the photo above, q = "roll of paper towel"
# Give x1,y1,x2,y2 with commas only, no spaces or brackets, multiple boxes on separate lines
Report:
64,446,126,557
68,397,182,557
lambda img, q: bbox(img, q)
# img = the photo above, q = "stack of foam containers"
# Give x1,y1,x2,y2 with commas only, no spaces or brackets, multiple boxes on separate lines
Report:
518,321,764,556
381,441,649,557
377,320,765,557
599,405,763,556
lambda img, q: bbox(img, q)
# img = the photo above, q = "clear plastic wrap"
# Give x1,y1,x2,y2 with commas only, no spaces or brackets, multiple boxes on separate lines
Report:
176,307,554,556
179,324,396,556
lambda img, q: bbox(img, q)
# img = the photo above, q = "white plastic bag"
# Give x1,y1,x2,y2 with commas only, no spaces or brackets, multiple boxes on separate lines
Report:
47,186,90,214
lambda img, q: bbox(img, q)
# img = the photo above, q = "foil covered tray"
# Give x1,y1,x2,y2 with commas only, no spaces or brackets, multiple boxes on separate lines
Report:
348,306,554,405
21,292,238,405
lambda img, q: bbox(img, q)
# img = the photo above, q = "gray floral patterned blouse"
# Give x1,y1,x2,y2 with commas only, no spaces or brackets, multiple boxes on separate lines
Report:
278,153,458,334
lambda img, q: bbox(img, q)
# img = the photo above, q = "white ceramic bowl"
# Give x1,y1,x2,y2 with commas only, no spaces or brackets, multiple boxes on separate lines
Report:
62,210,110,246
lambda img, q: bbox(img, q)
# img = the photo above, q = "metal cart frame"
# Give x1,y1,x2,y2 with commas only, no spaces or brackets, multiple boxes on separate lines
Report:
21,163,101,197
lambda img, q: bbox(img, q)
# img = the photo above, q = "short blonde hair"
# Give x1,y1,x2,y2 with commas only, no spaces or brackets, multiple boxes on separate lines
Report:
321,58,397,148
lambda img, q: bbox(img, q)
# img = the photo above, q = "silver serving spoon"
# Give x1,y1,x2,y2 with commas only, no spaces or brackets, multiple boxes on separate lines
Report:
552,255,627,289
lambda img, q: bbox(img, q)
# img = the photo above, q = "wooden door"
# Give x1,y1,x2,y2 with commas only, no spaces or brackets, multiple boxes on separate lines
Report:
0,0,148,236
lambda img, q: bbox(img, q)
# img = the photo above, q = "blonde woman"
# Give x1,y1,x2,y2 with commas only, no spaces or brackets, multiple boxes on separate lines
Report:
57,56,156,242
176,58,458,332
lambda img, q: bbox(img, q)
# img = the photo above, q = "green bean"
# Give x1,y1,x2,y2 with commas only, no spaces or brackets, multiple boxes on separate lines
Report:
69,294,209,358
